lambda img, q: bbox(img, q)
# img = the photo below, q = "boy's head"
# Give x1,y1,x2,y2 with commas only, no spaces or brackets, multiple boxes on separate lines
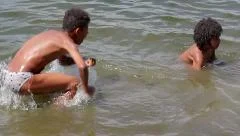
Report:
193,17,222,51
63,7,90,44
85,58,96,67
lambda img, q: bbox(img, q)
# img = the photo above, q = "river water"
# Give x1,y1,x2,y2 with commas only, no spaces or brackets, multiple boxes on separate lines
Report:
0,0,240,136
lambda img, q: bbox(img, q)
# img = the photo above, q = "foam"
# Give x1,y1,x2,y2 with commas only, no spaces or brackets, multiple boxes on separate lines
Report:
48,60,97,107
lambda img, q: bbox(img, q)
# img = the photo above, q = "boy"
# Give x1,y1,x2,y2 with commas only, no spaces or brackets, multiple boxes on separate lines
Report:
179,17,223,70
3,7,94,101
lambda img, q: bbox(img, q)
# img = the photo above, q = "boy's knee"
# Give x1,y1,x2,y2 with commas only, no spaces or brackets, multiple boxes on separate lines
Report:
68,77,80,89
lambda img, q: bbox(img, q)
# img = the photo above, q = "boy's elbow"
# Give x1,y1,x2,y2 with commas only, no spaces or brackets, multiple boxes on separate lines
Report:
79,64,88,70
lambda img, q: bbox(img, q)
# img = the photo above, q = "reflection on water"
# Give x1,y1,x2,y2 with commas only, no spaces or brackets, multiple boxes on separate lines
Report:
0,0,240,135
0,104,96,136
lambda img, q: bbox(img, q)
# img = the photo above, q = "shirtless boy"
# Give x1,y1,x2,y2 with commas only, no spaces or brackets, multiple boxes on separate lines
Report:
3,7,94,101
179,17,223,70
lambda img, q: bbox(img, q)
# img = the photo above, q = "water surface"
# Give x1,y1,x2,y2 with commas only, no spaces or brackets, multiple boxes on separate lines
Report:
0,0,240,136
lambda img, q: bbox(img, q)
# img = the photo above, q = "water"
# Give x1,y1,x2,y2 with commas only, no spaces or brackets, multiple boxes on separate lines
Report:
0,0,240,135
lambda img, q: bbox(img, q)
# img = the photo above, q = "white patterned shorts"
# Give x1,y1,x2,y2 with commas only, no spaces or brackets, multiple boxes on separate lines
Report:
2,70,33,93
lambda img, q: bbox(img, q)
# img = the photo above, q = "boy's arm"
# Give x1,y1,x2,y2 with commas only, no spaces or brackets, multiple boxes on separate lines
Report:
63,44,89,95
181,44,204,70
192,54,203,70
180,55,202,70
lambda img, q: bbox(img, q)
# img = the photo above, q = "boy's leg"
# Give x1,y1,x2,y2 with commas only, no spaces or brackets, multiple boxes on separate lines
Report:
20,72,80,100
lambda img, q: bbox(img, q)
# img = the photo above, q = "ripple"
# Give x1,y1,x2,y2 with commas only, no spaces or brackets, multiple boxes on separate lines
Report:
0,0,240,135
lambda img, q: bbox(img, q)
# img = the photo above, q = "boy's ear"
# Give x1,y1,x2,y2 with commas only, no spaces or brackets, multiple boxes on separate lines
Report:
74,28,80,34
74,27,85,35
92,58,96,65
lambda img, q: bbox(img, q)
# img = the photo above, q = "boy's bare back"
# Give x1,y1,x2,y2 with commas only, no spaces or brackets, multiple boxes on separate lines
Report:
8,30,74,74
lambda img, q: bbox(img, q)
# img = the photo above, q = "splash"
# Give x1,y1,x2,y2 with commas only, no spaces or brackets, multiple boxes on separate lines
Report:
49,60,97,106
0,60,97,110
0,60,36,110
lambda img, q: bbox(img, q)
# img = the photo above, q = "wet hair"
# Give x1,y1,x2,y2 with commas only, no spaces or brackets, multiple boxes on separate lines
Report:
63,7,90,32
193,17,222,51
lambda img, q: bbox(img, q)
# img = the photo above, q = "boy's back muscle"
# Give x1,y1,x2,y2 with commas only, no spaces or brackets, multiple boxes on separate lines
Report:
180,44,202,65
8,30,70,73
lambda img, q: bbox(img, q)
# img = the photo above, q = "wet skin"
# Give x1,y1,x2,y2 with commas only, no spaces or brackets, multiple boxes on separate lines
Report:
7,28,95,97
8,29,86,74
179,37,220,70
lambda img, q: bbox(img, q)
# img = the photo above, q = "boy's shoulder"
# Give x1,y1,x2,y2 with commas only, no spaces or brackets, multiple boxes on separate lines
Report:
42,29,64,35
180,43,203,62
38,30,70,42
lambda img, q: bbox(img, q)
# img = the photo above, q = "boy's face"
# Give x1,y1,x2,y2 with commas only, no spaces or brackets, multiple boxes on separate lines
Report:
74,26,88,45
210,37,220,50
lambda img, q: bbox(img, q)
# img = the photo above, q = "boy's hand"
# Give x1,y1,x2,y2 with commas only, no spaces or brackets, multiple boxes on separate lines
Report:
85,58,96,67
90,58,96,66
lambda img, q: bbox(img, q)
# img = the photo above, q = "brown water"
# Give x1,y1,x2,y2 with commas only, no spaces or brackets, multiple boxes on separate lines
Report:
0,0,240,136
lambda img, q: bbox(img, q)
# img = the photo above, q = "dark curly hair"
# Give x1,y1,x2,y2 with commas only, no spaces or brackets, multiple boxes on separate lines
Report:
63,7,90,32
193,17,222,51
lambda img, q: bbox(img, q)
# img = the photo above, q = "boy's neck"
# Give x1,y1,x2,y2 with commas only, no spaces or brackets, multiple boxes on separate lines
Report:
203,49,215,63
63,31,78,44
